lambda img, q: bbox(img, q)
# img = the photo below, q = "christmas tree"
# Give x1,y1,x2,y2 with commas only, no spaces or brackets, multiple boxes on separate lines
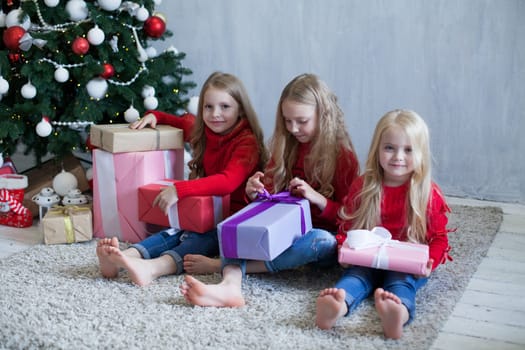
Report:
0,0,195,164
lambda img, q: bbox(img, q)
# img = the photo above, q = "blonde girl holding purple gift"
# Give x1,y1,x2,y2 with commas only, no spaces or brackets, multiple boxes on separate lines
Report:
315,109,453,339
96,72,268,286
180,73,360,307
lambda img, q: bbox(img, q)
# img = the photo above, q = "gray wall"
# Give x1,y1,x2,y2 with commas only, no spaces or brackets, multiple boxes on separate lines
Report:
157,0,525,203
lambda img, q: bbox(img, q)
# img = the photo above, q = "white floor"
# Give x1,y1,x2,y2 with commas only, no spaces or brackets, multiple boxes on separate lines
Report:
0,196,524,349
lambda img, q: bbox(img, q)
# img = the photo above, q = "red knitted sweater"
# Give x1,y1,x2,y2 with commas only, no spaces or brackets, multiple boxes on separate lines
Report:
149,110,261,214
266,142,359,232
338,176,452,270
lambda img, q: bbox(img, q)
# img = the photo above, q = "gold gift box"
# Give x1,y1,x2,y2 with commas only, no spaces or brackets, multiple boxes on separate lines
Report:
42,205,93,245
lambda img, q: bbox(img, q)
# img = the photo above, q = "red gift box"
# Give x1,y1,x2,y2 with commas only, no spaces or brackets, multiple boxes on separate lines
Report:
338,227,429,275
138,180,230,233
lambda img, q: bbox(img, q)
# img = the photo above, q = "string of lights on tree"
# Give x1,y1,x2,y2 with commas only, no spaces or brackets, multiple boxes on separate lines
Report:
0,0,195,163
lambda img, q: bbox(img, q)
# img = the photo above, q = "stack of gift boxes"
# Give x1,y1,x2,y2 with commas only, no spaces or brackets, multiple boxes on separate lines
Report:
89,124,185,243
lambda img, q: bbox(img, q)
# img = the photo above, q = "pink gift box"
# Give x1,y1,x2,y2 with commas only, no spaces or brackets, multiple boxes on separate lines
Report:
338,227,429,275
218,191,312,261
138,180,230,233
92,149,184,243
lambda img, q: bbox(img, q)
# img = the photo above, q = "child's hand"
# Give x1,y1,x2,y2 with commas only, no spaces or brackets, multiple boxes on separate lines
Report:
289,177,327,211
129,113,157,129
152,186,178,215
245,171,265,200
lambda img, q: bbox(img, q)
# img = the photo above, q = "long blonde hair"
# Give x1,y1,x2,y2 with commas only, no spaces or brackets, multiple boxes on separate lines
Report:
341,109,432,243
265,73,356,197
188,72,268,179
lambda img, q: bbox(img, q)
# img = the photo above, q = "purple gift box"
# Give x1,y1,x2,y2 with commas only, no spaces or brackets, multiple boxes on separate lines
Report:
218,191,312,261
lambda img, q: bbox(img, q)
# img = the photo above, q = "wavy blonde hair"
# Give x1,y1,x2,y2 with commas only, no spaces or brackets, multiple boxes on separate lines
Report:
265,73,356,197
340,109,432,243
188,72,268,179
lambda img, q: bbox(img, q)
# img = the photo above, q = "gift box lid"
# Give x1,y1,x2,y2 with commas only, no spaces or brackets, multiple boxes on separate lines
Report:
90,124,184,153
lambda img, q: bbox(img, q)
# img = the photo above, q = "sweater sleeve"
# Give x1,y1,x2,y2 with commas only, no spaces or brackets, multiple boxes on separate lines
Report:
427,183,453,270
147,110,196,142
174,134,259,199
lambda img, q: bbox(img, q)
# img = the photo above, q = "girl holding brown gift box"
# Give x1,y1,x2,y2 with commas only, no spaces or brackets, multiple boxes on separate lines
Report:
315,109,453,339
180,73,359,307
96,72,268,286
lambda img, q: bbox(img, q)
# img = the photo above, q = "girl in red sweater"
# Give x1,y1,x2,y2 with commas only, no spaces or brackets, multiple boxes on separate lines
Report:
180,73,359,307
96,72,268,286
315,109,452,339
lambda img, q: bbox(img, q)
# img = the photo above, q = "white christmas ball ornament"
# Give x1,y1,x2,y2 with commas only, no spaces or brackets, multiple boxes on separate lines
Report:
187,96,199,115
0,76,9,94
87,25,105,45
21,81,37,99
144,96,158,110
124,105,140,123
97,0,122,11
141,85,155,98
36,117,53,137
66,0,89,21
146,46,157,58
54,67,69,83
44,0,60,7
86,78,108,99
135,6,149,21
5,9,31,30
0,11,6,28
53,170,78,197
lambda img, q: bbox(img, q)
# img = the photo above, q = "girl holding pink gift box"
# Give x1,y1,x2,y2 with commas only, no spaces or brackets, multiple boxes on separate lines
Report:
180,73,360,307
96,72,268,286
315,109,453,340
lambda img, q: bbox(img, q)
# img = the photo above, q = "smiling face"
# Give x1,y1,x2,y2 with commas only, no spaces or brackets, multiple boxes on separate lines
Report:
379,125,415,187
202,87,240,135
281,99,317,143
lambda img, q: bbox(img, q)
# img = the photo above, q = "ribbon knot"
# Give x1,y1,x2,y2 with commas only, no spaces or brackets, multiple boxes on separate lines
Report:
345,227,399,270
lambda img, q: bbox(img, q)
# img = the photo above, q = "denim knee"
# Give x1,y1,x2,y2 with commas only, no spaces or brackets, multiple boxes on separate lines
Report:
264,228,337,273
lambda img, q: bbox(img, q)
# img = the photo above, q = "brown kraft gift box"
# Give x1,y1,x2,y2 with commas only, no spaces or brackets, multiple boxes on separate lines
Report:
89,124,184,153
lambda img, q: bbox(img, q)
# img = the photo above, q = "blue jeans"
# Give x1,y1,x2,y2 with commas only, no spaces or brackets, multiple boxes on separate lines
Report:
222,228,337,277
130,228,219,274
335,265,428,324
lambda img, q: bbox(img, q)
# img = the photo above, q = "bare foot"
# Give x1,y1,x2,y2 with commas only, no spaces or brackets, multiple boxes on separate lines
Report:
374,288,409,339
183,255,221,275
96,237,120,278
104,246,157,286
180,274,245,307
315,288,348,329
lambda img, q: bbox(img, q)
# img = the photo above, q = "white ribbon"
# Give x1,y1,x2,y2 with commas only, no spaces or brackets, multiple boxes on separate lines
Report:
344,227,425,270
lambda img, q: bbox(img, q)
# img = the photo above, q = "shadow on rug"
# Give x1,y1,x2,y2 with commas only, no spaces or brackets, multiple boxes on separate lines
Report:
0,205,502,350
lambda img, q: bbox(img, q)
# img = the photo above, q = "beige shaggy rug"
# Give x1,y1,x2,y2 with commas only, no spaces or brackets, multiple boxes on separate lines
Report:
0,205,502,350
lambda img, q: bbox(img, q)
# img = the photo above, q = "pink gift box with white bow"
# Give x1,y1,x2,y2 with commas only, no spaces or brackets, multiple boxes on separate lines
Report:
338,227,429,275
92,149,184,243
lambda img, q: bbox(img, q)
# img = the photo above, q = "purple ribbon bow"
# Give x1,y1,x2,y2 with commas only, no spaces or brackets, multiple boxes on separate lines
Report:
221,190,307,259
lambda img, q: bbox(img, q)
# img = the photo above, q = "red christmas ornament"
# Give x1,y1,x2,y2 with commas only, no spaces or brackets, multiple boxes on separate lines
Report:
8,53,21,63
72,37,90,55
143,16,166,38
2,26,26,52
100,63,115,79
